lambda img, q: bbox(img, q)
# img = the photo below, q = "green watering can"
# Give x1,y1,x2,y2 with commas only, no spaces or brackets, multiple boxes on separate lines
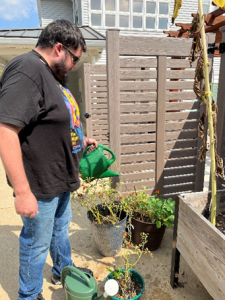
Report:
62,266,119,300
79,144,119,181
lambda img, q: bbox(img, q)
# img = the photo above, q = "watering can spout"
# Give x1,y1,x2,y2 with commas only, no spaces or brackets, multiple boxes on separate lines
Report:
79,144,120,181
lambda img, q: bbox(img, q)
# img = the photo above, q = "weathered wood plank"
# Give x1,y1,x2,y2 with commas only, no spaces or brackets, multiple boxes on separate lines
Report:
91,98,108,103
91,104,108,109
165,121,198,131
90,65,106,74
120,124,156,134
121,103,157,113
91,92,108,98
165,157,196,168
121,180,155,191
165,139,198,150
120,70,157,80
92,115,108,120
165,111,199,121
166,91,196,100
121,133,156,144
120,57,157,68
120,114,156,123
121,143,155,154
120,81,194,91
165,130,198,140
167,59,197,68
83,63,93,138
92,119,108,125
91,81,107,87
164,148,197,159
121,162,155,173
156,55,167,194
166,70,195,79
164,183,195,194
164,174,195,185
122,171,155,181
120,92,157,102
92,125,108,130
119,35,193,56
121,153,155,163
107,29,121,184
91,87,107,92
177,196,225,299
164,166,196,176
165,101,199,111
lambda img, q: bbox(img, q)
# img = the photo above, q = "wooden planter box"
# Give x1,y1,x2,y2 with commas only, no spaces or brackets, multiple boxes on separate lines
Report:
170,190,225,300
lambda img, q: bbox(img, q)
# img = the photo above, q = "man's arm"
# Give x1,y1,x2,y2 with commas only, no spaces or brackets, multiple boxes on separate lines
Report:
0,123,38,218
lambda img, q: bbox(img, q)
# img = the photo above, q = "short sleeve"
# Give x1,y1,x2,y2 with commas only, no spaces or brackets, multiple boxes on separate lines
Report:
0,71,43,128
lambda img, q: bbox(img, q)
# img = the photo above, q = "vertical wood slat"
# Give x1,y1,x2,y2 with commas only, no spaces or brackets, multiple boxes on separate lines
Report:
216,27,225,190
156,56,167,193
83,63,93,138
106,29,121,184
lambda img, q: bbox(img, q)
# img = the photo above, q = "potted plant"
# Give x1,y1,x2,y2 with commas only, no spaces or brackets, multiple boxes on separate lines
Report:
122,188,175,251
71,178,127,257
105,229,152,299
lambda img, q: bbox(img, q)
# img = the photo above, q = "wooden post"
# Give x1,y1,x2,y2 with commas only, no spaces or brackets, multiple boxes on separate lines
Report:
156,56,167,194
83,63,93,138
216,26,225,190
106,29,120,187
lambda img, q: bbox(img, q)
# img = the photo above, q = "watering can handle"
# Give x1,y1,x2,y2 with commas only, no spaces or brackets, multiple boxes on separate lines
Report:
61,266,93,289
83,144,116,165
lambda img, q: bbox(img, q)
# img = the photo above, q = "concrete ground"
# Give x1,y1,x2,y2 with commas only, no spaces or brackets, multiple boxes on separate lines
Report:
0,160,213,300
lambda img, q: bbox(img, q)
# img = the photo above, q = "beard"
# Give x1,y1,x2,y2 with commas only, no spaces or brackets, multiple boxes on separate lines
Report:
54,56,69,86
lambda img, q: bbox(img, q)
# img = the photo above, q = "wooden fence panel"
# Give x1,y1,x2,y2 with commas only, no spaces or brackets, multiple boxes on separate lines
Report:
83,31,205,198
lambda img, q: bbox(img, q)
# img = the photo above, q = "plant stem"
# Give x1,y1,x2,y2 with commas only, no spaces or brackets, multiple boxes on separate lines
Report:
198,0,217,225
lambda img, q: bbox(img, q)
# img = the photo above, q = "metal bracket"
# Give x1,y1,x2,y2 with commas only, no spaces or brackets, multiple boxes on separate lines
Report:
207,43,219,55
219,42,225,54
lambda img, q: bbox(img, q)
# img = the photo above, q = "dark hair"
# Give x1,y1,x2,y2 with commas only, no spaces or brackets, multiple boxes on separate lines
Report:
36,19,87,52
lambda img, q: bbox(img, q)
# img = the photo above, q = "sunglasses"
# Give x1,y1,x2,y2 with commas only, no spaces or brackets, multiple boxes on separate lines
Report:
57,42,80,65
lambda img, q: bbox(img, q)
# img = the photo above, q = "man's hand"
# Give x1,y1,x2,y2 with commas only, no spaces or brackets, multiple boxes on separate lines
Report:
84,137,98,150
14,189,39,218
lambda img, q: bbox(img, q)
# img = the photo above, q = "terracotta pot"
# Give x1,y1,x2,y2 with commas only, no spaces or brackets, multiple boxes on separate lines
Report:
131,217,166,251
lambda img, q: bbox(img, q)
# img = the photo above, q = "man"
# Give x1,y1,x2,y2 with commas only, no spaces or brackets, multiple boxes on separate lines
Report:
0,19,97,300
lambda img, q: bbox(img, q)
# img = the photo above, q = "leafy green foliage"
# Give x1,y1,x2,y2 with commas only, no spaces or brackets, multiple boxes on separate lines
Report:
122,188,175,228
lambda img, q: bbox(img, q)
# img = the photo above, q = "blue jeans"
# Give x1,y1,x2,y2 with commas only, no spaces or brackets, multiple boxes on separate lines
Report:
18,192,73,300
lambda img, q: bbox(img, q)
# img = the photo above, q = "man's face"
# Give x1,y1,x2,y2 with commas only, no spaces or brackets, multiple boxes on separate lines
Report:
54,45,83,85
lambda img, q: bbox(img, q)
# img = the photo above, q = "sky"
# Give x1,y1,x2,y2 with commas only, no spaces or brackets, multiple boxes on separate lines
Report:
0,0,40,29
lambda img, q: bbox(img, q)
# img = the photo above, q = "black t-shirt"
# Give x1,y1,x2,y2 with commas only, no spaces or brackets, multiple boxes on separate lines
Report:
0,50,84,198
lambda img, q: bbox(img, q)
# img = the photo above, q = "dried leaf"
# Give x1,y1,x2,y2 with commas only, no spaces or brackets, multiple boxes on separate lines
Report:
189,14,200,35
212,0,225,9
215,154,225,179
198,138,208,162
172,0,183,23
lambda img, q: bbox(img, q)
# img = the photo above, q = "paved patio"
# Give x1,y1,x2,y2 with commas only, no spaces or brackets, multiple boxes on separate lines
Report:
0,160,213,300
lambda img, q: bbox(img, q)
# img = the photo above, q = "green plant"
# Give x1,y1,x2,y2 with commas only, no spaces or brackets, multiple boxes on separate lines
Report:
106,226,152,298
71,178,125,225
122,187,175,228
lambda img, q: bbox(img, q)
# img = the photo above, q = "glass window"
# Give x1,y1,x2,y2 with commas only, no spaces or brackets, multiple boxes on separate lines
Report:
120,15,129,27
159,3,168,14
105,14,116,27
105,0,115,11
133,0,143,13
91,14,101,26
91,0,101,10
120,0,129,11
146,17,155,29
158,17,167,29
146,2,156,13
133,16,142,28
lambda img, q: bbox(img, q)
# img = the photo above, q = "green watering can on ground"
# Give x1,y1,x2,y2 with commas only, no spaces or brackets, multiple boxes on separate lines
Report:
79,144,119,181
62,266,119,300
62,266,97,300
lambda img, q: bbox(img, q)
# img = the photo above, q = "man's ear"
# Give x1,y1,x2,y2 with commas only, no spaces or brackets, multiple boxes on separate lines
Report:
55,43,63,57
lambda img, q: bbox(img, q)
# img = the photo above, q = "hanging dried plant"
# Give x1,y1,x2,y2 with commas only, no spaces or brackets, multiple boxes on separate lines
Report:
198,112,205,139
215,154,225,179
198,137,208,162
189,13,200,35
193,51,204,101
189,36,202,67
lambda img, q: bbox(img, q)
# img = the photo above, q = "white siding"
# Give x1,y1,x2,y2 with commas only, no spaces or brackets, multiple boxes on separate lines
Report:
213,57,221,83
40,0,73,27
82,0,89,25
